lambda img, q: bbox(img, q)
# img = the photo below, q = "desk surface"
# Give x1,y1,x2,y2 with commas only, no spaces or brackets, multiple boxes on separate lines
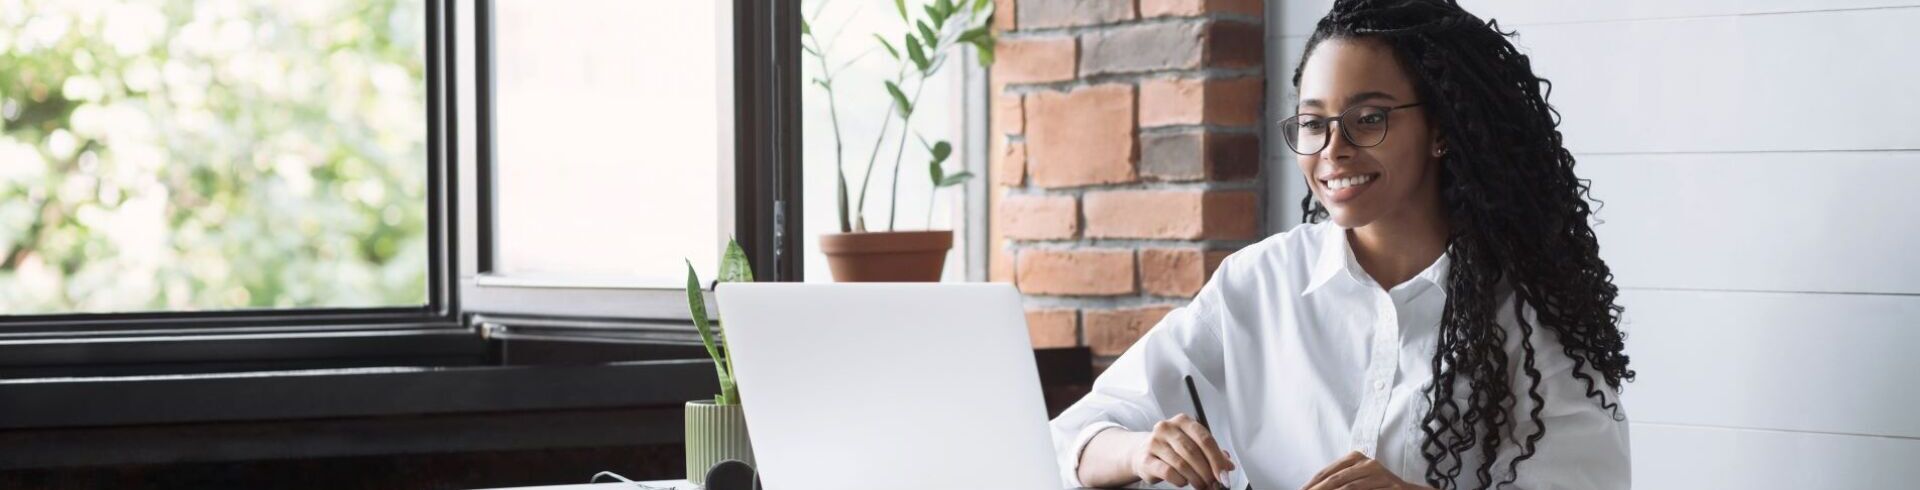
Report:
489,482,691,490
485,480,1104,489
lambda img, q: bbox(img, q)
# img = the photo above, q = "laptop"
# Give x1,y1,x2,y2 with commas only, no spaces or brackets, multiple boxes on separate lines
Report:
714,283,1066,490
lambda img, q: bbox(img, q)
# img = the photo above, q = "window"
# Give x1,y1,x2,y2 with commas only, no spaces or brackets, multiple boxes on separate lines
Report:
486,0,729,287
0,0,434,315
459,0,799,328
795,0,990,282
0,0,807,441
0,0,802,352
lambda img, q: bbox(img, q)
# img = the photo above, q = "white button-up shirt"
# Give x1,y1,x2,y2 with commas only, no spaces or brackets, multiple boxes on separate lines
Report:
1050,221,1629,489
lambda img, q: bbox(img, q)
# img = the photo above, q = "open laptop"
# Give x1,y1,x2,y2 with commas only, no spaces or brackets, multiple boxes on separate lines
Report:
714,283,1065,490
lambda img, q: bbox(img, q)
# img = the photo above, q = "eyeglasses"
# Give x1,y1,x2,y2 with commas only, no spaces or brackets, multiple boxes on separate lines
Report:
1279,102,1423,155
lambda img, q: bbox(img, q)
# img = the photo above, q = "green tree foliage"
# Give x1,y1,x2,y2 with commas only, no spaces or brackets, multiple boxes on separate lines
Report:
0,0,429,314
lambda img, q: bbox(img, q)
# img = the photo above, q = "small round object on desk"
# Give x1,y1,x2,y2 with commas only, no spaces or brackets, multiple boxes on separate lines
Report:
703,459,759,490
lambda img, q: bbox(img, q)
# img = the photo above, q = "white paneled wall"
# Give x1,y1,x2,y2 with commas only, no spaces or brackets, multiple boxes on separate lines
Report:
1266,1,1920,488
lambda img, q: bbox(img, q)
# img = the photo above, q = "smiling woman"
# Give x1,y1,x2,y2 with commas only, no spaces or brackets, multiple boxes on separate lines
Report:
0,0,431,315
1051,1,1633,489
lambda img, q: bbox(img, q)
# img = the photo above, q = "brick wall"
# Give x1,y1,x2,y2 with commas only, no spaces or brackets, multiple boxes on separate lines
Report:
987,0,1267,368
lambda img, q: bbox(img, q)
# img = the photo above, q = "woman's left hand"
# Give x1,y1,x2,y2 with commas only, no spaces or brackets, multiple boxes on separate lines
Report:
1301,451,1434,490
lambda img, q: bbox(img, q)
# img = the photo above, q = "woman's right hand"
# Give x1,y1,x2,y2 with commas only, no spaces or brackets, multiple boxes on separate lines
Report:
1077,414,1237,489
1127,413,1236,489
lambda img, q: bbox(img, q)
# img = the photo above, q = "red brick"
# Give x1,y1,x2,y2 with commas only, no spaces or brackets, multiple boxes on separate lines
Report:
993,139,1027,186
1199,190,1261,240
989,189,1016,284
1080,21,1206,76
1026,84,1137,188
1083,190,1260,239
1026,309,1079,348
1205,249,1232,274
992,244,1016,283
1205,21,1264,69
998,194,1079,240
1019,0,1135,29
1086,305,1176,356
993,93,1025,136
1139,130,1260,182
993,0,1016,31
1140,248,1235,297
995,36,1077,84
1017,249,1136,296
1082,20,1260,76
1139,77,1264,127
1140,248,1202,297
1141,0,1264,18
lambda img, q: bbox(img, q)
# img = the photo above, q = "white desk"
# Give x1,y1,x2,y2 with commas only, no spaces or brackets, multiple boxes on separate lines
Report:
487,481,694,490
482,479,1106,489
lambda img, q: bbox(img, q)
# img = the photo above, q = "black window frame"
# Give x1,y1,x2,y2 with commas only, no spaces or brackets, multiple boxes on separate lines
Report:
461,0,801,343
0,0,463,367
0,0,803,381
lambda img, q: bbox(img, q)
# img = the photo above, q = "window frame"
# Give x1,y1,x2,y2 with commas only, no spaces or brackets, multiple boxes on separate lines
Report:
459,0,803,330
0,0,462,340
0,0,805,368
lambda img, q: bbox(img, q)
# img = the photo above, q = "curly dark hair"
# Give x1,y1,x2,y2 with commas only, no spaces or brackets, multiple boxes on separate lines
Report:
1290,1,1635,488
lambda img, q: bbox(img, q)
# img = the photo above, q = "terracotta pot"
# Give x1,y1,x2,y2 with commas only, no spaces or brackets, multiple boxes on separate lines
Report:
818,230,953,282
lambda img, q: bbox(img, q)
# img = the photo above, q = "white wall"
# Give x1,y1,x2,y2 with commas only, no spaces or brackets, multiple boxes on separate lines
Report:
1267,1,1920,488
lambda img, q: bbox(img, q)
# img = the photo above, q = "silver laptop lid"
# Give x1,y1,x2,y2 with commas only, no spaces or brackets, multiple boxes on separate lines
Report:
714,283,1062,490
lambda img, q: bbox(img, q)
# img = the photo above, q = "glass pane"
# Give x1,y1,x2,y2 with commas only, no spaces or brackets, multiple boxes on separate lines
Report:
491,0,729,287
0,0,430,314
799,0,979,282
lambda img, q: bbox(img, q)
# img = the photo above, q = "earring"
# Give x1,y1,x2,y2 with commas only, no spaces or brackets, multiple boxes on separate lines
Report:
1432,148,1446,157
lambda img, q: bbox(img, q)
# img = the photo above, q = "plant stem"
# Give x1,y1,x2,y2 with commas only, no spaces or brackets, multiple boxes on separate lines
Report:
853,68,906,233
804,30,853,233
885,74,929,231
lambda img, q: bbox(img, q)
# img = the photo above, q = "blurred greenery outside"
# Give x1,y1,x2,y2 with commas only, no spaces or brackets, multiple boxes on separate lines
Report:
0,0,429,315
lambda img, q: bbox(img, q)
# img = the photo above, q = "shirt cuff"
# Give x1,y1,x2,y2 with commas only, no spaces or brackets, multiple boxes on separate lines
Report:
1063,421,1129,488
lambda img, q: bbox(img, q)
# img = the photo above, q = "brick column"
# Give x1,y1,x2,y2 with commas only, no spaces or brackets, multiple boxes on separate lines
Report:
988,0,1266,370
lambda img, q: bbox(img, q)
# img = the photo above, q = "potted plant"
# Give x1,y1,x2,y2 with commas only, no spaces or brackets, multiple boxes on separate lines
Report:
805,0,995,282
682,238,755,485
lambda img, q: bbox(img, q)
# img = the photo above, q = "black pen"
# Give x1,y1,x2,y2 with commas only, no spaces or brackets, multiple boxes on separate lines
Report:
1185,375,1248,490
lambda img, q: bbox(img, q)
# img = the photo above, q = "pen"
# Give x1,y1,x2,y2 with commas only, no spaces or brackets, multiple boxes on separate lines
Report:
1185,375,1247,490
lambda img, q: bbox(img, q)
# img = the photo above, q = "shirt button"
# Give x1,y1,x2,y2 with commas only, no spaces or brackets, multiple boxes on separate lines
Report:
1374,379,1388,390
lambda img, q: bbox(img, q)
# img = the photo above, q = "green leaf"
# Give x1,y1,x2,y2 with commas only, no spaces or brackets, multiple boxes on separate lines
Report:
970,35,995,66
801,18,811,36
939,0,957,19
926,139,953,186
894,0,908,20
973,0,991,14
924,4,947,28
929,140,952,164
884,80,912,118
958,25,991,44
904,33,930,72
686,261,734,405
719,238,754,283
917,20,939,50
939,171,976,187
874,34,900,59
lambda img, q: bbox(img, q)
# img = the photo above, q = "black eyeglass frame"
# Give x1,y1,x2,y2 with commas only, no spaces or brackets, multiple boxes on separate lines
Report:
1279,102,1424,155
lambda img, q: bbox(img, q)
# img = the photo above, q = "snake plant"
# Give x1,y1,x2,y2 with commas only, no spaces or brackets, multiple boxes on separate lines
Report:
685,238,755,405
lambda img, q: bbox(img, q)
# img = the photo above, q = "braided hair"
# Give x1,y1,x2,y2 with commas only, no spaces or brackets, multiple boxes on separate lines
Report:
1290,1,1633,488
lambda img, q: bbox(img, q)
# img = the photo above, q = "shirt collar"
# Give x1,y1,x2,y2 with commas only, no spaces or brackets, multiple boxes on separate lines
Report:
1301,223,1453,297
1301,224,1356,297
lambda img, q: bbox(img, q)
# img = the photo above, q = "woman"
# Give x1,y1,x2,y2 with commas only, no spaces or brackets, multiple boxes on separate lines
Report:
1049,1,1634,489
